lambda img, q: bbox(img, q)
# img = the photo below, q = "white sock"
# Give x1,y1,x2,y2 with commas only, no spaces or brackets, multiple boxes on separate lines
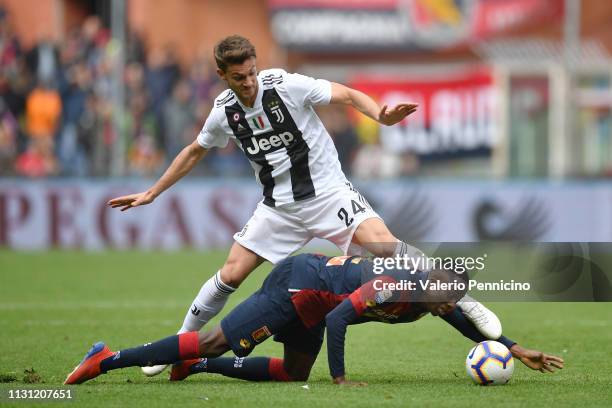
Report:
178,271,236,334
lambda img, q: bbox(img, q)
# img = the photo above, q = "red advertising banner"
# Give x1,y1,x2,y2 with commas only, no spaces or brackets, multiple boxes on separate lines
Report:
471,0,564,39
349,67,496,157
268,0,398,9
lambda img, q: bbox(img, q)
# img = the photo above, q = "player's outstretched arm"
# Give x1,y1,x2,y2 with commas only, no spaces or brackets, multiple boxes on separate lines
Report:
325,292,375,386
440,309,564,373
330,82,418,126
325,298,364,385
509,344,564,373
108,141,208,211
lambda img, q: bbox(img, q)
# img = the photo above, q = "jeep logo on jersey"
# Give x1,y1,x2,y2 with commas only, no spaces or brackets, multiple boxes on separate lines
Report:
245,131,294,155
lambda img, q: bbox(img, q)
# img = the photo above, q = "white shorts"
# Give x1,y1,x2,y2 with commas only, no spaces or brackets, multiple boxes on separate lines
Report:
234,183,382,264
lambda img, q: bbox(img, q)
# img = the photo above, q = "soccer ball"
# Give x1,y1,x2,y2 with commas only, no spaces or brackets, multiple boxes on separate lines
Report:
465,341,514,385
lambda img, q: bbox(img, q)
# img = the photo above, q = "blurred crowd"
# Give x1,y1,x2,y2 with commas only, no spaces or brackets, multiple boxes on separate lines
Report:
0,10,365,179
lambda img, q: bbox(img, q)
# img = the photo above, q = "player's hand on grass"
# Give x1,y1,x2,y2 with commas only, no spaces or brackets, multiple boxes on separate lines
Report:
510,344,564,373
333,376,368,386
108,191,156,212
378,103,418,126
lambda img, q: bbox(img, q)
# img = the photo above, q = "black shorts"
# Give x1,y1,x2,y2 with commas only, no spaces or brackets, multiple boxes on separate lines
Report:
220,258,325,358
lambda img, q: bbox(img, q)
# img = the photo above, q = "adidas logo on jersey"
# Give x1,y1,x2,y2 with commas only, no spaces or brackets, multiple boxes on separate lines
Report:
245,131,294,155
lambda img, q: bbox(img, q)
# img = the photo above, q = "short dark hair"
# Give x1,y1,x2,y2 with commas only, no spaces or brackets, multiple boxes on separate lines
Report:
424,269,468,303
214,35,256,72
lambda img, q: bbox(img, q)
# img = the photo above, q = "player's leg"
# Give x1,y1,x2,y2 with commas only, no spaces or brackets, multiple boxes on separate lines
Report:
179,202,308,334
353,218,501,337
142,243,263,377
269,319,324,381
351,217,425,258
305,183,502,339
171,345,316,382
142,204,309,377
277,344,318,381
66,279,302,386
178,242,264,334
299,183,423,259
171,261,316,382
64,327,230,384
440,307,511,348
352,218,501,337
180,322,320,382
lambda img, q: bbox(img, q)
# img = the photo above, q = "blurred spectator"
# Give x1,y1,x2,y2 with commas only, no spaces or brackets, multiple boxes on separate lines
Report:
0,6,22,75
92,53,113,100
125,62,146,99
319,105,359,176
81,16,108,68
125,91,162,176
126,30,146,64
58,63,92,176
146,46,180,118
92,98,116,176
162,79,196,160
25,34,60,85
26,80,62,139
76,93,98,174
0,98,17,174
206,142,251,177
0,70,26,127
128,134,163,177
190,50,218,103
15,137,58,177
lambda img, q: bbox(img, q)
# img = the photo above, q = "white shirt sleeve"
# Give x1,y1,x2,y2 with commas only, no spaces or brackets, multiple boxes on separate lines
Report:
286,73,332,107
196,109,229,149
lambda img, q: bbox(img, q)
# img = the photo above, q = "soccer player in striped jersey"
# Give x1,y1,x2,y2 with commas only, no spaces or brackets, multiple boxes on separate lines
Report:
64,254,563,385
108,35,499,376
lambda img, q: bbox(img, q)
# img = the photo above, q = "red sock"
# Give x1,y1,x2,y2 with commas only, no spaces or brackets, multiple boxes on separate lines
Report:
178,332,200,360
268,358,292,381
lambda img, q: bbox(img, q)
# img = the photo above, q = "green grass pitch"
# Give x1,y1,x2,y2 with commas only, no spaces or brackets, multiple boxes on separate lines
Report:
1,251,611,407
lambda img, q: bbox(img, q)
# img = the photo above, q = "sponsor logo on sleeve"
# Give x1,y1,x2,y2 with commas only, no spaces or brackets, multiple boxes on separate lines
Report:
239,338,252,349
251,325,272,343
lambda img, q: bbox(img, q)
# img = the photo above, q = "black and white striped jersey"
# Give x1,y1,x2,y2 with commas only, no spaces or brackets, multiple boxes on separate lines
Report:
197,68,349,207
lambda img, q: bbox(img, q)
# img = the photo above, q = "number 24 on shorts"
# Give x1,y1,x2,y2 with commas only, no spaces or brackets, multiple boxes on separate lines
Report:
337,199,367,227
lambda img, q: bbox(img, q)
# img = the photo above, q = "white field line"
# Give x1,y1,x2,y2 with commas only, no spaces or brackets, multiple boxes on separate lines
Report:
0,301,186,310
542,319,611,327
0,319,178,326
0,297,249,311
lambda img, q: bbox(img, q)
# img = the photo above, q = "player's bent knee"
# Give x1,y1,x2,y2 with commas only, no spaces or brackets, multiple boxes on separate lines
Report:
199,327,230,357
283,363,310,382
220,247,262,287
219,259,249,288
370,230,397,245
354,220,397,245
283,356,314,381
288,369,310,382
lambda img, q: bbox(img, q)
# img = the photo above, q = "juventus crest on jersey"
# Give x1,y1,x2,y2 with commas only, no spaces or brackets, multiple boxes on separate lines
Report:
197,69,349,207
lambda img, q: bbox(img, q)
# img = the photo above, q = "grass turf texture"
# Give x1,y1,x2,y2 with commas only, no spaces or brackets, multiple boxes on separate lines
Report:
0,251,611,407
